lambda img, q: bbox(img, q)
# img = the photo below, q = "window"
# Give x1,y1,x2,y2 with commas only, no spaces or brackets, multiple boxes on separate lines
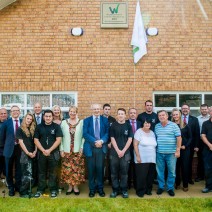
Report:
153,92,212,117
0,92,77,118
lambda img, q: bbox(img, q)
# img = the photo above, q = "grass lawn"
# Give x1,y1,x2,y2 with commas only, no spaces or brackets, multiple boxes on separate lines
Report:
0,198,211,212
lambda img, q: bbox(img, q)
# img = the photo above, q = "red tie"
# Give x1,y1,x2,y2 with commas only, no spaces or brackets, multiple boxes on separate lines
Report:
15,120,19,144
183,116,187,124
131,120,136,134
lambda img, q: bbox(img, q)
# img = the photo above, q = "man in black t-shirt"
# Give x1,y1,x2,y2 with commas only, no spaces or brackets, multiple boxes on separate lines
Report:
110,108,133,198
34,110,63,198
137,100,158,131
201,107,212,193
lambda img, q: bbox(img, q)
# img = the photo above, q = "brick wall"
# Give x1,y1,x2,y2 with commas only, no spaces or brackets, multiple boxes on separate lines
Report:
0,0,211,118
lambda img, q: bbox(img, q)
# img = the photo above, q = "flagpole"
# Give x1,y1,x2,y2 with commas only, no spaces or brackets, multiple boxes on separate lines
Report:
133,64,136,108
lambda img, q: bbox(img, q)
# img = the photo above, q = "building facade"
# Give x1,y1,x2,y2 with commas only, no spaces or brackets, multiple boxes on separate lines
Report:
0,0,211,117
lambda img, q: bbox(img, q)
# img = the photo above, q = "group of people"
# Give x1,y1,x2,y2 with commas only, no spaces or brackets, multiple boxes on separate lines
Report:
0,100,211,199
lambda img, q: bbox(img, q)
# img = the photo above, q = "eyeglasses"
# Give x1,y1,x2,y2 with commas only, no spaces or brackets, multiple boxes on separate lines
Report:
11,110,20,112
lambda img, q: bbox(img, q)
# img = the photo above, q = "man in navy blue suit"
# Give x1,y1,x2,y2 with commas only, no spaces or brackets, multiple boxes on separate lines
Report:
83,104,109,197
0,105,22,196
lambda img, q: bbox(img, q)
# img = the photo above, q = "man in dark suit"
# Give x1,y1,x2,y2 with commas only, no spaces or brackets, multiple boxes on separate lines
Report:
83,104,109,197
33,102,44,126
32,102,44,187
0,105,22,196
126,108,142,189
0,107,8,179
181,103,200,184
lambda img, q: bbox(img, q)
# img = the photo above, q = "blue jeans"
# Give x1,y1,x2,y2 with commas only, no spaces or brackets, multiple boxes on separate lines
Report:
156,153,177,191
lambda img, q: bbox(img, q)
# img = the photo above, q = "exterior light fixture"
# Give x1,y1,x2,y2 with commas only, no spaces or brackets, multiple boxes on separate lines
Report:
146,27,158,36
71,28,83,36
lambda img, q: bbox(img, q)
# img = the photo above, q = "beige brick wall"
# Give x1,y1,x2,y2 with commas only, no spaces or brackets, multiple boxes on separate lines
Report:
0,0,211,118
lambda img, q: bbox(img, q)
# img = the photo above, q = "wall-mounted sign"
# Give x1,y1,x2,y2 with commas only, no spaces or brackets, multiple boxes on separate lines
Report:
101,2,128,28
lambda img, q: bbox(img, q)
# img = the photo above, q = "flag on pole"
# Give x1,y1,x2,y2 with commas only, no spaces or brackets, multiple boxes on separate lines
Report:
131,0,148,64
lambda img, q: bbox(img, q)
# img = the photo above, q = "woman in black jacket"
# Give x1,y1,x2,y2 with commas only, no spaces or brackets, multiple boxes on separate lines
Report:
172,108,192,192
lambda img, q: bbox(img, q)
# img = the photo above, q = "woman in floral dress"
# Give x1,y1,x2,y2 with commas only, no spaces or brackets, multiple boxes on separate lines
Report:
60,106,85,195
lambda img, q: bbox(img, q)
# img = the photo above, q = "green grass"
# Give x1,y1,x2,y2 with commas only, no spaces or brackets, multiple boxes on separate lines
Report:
0,198,212,212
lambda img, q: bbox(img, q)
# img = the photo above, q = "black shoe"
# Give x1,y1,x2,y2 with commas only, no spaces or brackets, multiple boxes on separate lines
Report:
20,194,29,198
9,189,15,197
157,188,164,195
122,191,129,198
51,191,57,198
195,177,204,182
136,192,144,198
98,190,105,197
145,190,152,195
168,190,175,196
202,188,212,193
110,191,118,198
89,191,95,198
188,180,194,185
74,190,80,195
34,191,42,198
66,190,73,195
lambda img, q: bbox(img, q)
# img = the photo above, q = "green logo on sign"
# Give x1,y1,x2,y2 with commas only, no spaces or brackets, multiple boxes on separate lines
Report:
109,4,120,14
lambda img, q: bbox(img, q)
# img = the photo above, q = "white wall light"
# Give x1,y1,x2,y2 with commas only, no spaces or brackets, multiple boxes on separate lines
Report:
71,28,83,36
146,27,158,36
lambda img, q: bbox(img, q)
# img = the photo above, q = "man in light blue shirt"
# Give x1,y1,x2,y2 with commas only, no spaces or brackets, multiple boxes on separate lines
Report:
155,110,182,197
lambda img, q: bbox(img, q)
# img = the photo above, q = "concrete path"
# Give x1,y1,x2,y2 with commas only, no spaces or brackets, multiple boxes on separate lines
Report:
0,180,211,198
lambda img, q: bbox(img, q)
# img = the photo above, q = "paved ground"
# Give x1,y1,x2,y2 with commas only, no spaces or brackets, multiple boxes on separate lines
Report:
0,179,211,198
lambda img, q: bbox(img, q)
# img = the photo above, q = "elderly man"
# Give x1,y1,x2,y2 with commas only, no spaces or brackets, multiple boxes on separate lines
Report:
155,110,182,196
0,105,22,196
201,106,212,193
83,104,109,197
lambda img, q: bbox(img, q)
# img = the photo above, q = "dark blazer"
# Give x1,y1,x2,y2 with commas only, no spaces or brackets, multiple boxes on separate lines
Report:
83,115,109,157
33,113,44,126
187,115,200,148
0,118,22,158
126,119,142,137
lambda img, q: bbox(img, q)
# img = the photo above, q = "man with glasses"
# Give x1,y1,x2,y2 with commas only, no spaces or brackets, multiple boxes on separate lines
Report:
0,105,22,196
181,103,200,185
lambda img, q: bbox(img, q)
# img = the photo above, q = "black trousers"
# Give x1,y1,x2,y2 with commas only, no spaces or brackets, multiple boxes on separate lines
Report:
203,147,212,189
135,163,155,196
196,140,205,179
128,148,136,188
37,152,59,192
188,147,195,181
175,148,190,188
110,154,130,192
0,155,5,177
20,152,33,195
5,145,22,192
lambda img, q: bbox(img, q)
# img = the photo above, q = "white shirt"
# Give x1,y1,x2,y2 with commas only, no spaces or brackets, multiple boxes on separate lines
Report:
134,129,157,164
197,114,210,134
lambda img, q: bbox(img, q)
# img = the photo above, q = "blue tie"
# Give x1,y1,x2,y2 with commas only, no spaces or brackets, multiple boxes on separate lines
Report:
94,117,100,140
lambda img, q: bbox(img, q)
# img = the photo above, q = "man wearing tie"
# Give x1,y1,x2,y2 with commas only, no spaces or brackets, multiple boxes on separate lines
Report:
126,108,141,189
83,104,109,197
0,105,22,196
33,102,44,126
181,103,200,185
